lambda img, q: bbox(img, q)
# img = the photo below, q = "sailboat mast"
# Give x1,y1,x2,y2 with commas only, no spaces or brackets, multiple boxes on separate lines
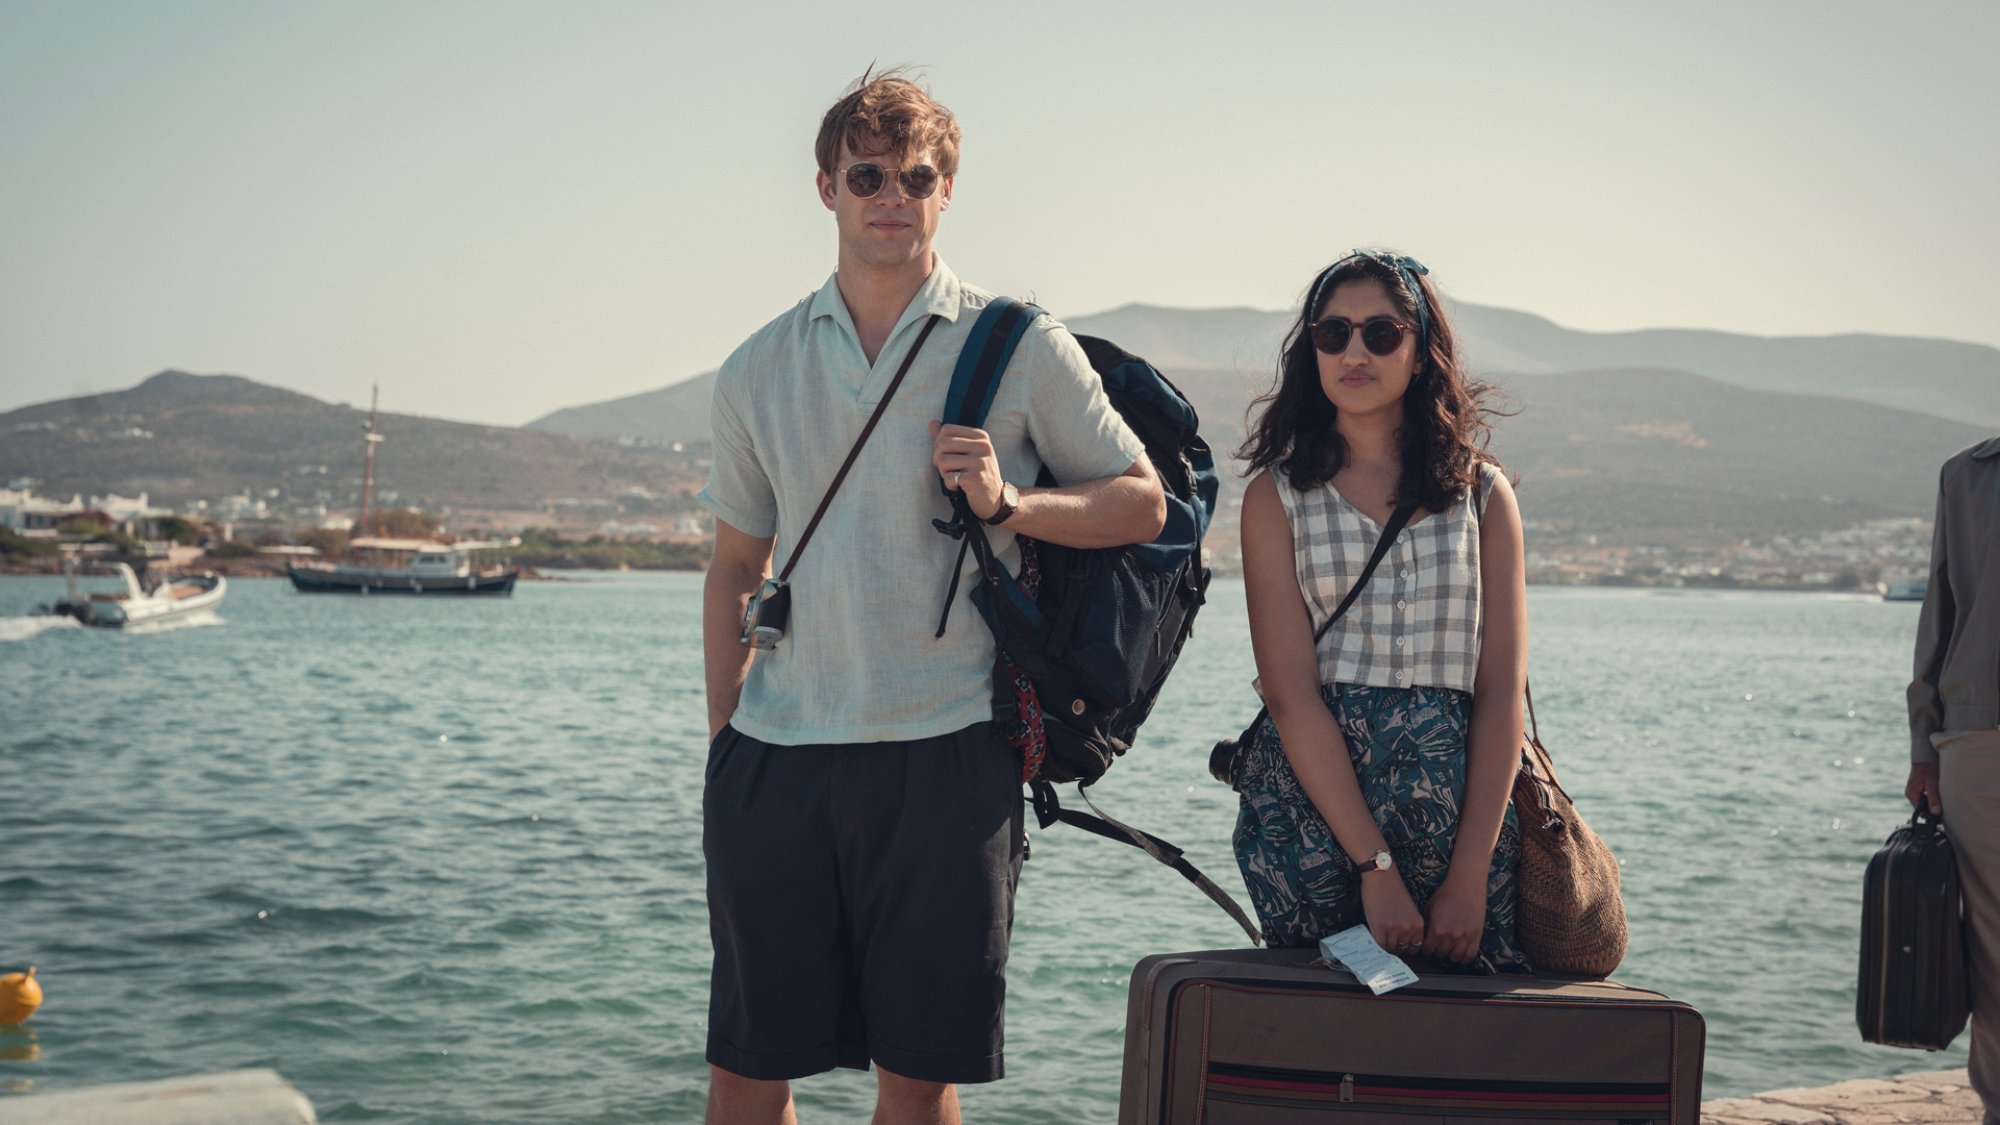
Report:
358,385,383,535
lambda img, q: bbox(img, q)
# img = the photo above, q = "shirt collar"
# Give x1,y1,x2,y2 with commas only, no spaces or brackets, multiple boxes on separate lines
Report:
807,256,965,337
1971,435,2000,460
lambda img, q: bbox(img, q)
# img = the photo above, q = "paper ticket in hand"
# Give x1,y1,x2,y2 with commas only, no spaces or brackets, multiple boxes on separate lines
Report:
1319,924,1419,995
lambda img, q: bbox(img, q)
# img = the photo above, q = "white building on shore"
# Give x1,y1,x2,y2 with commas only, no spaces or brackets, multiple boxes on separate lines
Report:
0,487,174,538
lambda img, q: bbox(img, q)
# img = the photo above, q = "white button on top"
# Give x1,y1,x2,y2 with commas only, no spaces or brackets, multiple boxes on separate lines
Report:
1399,567,1409,579
1395,670,1407,680
1396,599,1407,610
1395,636,1406,647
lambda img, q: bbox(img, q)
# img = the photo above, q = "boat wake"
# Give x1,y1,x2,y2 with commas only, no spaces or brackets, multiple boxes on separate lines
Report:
123,610,225,636
0,616,82,642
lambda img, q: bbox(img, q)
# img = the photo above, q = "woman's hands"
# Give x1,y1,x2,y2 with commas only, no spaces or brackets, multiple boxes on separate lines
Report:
1360,871,1426,955
1422,871,1488,964
1358,865,1487,964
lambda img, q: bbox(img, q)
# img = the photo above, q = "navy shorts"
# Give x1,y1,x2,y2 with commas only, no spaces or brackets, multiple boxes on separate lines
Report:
703,722,1024,1084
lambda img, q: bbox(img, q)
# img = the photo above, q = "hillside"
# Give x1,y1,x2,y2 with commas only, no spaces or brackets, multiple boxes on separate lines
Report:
523,370,718,446
1064,301,2000,428
0,371,704,511
1146,363,1986,541
525,300,2000,452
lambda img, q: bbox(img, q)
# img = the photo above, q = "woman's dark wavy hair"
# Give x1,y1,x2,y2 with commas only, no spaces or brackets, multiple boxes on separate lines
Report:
1238,251,1501,512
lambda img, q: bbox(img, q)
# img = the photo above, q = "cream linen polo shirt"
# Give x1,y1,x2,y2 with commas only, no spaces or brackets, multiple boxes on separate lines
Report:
699,259,1147,746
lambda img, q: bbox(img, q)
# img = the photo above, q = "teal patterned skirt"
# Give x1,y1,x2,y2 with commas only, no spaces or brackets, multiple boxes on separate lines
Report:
1231,682,1531,970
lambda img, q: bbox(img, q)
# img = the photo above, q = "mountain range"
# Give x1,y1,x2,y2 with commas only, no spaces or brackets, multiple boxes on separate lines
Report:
6,300,1993,540
519,301,1995,539
522,299,2000,447
0,371,701,515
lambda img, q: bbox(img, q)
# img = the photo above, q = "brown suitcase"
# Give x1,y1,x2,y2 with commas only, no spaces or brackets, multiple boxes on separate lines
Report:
1119,948,1704,1124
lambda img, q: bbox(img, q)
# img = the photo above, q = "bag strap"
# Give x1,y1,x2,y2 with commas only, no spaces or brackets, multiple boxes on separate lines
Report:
943,297,1038,432
1034,781,1265,945
1314,500,1420,646
1231,497,1416,744
931,298,1040,636
776,314,942,583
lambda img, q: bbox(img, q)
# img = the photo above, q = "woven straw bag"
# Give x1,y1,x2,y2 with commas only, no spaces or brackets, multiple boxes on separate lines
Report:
1511,689,1629,977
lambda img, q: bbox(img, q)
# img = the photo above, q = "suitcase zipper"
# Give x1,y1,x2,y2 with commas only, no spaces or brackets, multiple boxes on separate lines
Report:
1339,1073,1353,1103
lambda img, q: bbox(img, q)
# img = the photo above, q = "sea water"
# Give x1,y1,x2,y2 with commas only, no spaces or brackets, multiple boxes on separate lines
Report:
0,573,1956,1121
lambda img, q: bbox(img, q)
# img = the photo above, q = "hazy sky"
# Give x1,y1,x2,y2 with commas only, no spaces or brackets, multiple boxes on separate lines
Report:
3,1,1996,426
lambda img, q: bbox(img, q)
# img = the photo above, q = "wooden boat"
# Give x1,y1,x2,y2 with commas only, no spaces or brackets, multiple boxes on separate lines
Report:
287,538,518,595
291,388,519,596
45,560,227,627
1884,578,1929,602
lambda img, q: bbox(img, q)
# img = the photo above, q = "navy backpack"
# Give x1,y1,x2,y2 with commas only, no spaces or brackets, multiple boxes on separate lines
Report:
933,297,1259,942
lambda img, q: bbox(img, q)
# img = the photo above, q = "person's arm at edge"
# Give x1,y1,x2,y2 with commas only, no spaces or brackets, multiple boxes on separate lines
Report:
704,520,775,741
1427,472,1527,962
1906,464,1955,814
1242,471,1424,951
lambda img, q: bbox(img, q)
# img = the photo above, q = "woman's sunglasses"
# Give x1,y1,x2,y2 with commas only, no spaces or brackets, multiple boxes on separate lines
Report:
1310,316,1412,357
839,162,942,200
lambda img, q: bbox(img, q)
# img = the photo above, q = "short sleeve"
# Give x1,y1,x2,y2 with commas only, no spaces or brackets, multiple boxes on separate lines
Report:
1017,320,1148,484
696,353,777,538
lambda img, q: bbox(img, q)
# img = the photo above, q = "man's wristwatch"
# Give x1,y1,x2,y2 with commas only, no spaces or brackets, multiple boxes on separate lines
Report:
985,481,1020,525
1358,850,1395,876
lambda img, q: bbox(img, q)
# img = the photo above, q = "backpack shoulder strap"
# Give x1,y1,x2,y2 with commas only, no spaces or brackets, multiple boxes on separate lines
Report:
942,297,1040,432
930,297,1043,637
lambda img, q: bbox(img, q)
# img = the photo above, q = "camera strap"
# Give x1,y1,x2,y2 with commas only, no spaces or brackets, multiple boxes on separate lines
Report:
1313,498,1419,648
776,313,944,583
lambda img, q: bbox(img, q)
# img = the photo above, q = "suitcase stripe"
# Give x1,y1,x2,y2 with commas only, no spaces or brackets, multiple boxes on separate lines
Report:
1204,1077,1668,1116
1208,1064,1671,1112
1208,1064,1671,1098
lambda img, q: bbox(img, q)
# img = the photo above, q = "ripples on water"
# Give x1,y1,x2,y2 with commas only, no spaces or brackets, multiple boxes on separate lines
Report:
0,575,1952,1121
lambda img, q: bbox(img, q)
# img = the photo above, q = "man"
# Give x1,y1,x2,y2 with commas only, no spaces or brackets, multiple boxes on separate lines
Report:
697,72,1163,1125
1906,434,2000,1122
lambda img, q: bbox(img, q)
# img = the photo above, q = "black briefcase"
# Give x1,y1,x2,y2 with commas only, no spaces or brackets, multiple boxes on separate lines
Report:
1858,805,1969,1049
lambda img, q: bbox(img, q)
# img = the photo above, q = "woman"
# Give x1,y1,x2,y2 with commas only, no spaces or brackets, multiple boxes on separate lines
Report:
1232,249,1530,969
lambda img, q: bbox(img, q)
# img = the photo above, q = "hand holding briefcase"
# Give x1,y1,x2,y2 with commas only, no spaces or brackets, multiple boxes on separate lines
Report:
1858,802,1969,1050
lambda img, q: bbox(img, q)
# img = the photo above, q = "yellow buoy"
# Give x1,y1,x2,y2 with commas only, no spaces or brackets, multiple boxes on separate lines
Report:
0,967,42,1024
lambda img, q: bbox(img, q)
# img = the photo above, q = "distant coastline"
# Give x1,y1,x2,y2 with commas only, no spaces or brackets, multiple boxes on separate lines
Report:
0,554,1909,594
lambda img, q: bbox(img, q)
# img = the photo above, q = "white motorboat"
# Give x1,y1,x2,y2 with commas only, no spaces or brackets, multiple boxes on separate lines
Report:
45,560,227,627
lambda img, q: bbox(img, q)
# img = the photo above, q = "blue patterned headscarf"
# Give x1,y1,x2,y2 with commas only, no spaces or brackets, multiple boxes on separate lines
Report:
1305,249,1434,354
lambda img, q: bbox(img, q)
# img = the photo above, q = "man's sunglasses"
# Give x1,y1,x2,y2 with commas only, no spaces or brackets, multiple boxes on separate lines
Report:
839,162,942,200
1310,316,1413,357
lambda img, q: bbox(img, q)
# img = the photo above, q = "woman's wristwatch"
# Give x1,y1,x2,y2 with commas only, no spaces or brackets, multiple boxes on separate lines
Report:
1358,850,1396,875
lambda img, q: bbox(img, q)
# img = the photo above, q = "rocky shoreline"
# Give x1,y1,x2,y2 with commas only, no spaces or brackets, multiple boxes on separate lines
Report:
1705,1068,1979,1124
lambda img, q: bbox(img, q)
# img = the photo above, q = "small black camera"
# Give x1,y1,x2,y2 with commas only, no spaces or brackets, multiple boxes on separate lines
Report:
740,578,792,651
1209,735,1245,787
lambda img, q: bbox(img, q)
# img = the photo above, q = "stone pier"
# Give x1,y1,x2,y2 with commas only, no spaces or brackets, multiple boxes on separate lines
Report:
1704,1068,1981,1124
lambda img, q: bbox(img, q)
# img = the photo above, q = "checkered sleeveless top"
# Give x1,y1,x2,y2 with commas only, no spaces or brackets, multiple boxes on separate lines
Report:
1274,463,1498,693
